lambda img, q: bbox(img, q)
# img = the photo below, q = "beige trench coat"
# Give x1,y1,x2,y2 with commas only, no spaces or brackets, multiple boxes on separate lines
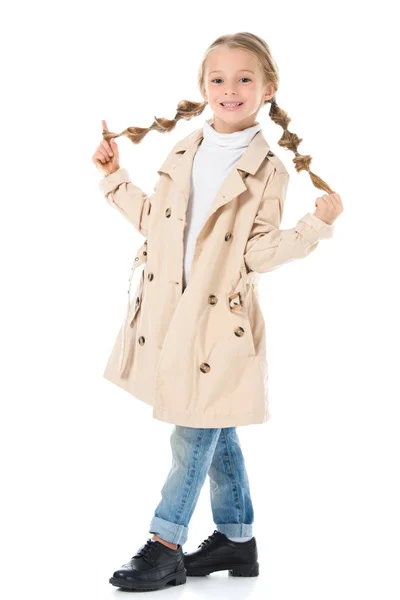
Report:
98,127,334,428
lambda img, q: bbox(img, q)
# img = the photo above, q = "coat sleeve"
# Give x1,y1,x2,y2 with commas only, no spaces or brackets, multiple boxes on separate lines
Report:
243,168,334,273
98,167,157,236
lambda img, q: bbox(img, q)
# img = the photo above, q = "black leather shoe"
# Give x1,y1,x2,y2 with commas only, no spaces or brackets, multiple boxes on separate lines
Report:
109,538,186,590
184,530,259,577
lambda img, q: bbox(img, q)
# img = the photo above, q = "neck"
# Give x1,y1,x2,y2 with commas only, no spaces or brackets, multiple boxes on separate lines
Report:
211,115,260,134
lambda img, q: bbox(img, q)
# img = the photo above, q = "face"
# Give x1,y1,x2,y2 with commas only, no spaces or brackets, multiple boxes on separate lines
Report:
202,46,275,133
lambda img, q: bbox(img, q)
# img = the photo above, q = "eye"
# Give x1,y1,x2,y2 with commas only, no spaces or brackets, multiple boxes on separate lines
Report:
210,77,252,84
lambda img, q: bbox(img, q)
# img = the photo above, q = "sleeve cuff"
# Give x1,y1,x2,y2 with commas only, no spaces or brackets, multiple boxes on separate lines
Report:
295,212,334,244
98,167,131,196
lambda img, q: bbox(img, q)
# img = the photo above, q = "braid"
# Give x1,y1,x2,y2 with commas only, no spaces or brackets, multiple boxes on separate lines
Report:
102,100,208,145
269,98,335,194
101,31,334,196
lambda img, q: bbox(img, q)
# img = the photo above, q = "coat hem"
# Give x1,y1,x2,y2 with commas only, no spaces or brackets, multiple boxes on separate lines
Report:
103,369,271,428
152,405,270,428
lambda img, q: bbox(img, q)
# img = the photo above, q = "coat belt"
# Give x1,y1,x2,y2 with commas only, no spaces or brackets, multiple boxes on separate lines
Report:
118,241,147,374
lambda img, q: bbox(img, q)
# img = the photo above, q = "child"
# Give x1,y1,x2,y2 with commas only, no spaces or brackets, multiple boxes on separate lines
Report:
92,32,343,592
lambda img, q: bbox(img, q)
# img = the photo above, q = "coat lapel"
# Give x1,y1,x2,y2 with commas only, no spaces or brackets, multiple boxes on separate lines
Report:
157,126,272,226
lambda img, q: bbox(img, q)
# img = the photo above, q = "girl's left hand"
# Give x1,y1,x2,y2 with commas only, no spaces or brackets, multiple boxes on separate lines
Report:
313,192,343,225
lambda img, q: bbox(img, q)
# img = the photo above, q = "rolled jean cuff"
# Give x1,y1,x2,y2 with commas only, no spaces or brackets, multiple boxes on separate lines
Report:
216,522,253,538
149,515,189,546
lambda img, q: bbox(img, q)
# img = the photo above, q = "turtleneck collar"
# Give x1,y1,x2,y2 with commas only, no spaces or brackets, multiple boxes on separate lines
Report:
202,117,262,149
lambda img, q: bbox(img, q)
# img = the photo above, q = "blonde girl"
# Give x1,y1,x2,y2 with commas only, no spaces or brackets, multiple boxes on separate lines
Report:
92,31,343,592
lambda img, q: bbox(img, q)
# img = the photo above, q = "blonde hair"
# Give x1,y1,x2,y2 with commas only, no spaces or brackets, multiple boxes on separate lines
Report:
103,32,334,194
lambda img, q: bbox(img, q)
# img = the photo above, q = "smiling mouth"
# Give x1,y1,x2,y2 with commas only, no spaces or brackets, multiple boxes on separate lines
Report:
220,102,243,107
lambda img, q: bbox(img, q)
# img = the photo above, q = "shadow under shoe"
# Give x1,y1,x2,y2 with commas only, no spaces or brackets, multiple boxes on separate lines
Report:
183,529,259,577
109,538,186,591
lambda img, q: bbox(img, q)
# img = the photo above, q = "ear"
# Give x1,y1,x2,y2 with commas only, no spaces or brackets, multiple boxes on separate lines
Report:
200,86,208,103
262,81,276,102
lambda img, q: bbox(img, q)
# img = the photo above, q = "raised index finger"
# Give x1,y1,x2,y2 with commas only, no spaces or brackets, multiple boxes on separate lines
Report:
102,119,109,132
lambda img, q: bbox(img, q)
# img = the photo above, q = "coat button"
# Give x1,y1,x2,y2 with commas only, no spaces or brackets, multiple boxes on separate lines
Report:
224,232,232,241
148,273,154,281
200,362,211,373
135,256,139,261
267,150,274,157
165,208,171,218
234,326,245,337
208,294,218,305
143,251,147,256
138,336,145,345
135,296,140,306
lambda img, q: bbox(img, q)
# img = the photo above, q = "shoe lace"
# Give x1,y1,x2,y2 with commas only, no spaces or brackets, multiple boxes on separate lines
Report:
198,529,219,549
132,539,160,566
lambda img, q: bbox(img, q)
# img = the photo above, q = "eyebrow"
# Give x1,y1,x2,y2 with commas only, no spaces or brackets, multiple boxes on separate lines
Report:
209,69,255,75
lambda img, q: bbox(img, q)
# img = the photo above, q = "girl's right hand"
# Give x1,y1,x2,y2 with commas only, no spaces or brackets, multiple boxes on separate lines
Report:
92,120,121,175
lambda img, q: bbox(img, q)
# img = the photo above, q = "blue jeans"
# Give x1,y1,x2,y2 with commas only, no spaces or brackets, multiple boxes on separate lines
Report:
148,425,254,546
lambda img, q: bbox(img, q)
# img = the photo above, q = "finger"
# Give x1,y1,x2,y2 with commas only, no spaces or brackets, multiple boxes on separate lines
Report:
101,139,113,157
102,119,109,132
110,138,119,156
95,151,108,164
93,151,106,165
334,193,343,208
109,139,119,162
330,193,342,210
326,195,335,207
318,195,329,206
97,147,110,162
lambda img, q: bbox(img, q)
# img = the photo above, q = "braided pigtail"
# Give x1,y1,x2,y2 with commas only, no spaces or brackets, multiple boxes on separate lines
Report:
103,31,335,195
269,98,334,194
102,100,208,144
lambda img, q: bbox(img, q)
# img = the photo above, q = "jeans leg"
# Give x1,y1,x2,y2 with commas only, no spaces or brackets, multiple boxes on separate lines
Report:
149,425,222,546
207,427,254,538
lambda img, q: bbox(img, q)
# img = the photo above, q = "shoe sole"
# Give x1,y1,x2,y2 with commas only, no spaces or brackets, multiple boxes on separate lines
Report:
185,562,259,577
109,567,186,590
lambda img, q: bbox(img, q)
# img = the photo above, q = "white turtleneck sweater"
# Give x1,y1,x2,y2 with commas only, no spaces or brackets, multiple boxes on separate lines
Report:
182,117,262,291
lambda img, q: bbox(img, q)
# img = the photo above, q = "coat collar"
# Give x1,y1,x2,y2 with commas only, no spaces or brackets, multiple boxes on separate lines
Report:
156,126,272,231
158,126,271,176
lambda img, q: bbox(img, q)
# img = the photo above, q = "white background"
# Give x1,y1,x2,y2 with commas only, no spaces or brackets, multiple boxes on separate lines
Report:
1,1,399,598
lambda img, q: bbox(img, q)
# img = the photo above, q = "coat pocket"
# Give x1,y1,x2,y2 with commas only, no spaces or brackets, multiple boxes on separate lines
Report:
227,264,256,357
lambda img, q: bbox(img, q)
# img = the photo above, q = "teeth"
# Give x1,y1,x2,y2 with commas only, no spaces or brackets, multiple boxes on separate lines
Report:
222,102,241,106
